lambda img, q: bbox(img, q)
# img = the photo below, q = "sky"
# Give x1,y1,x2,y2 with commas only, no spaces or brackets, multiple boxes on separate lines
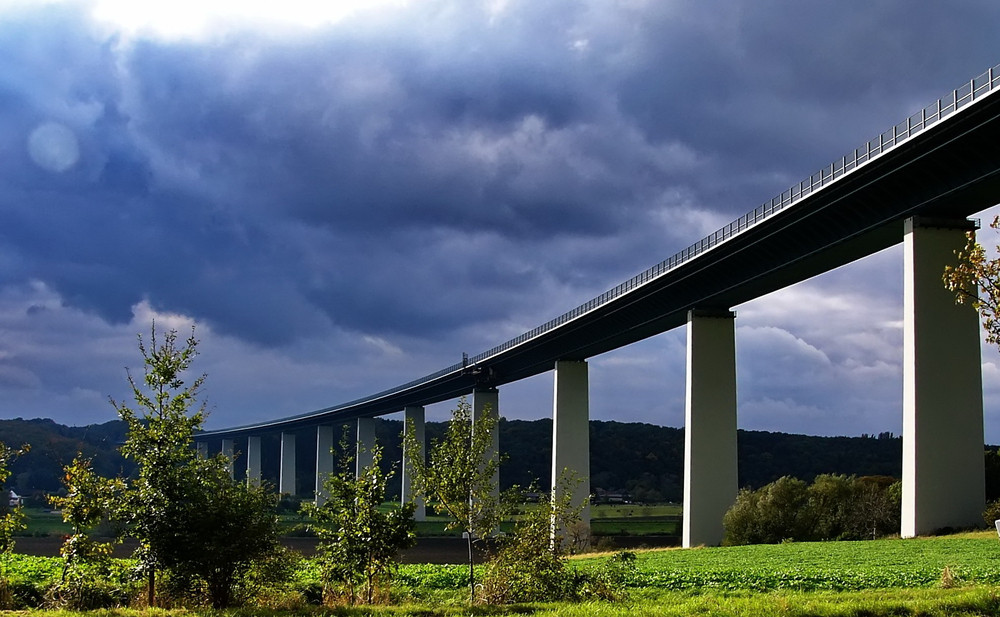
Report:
2,0,1000,441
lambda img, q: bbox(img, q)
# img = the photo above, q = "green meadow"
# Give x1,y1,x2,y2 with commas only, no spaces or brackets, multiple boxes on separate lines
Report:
7,530,1000,615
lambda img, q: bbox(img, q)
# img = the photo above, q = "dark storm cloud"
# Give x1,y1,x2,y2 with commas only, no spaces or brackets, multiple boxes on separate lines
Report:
41,2,704,342
2,0,1000,433
610,2,1000,213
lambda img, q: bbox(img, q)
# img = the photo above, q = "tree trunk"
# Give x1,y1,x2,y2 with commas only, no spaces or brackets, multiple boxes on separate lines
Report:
467,533,475,604
147,569,155,607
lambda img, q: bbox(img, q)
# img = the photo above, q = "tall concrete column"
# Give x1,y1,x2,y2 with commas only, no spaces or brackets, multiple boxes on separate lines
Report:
473,387,500,501
221,438,235,479
356,417,376,478
683,309,738,548
315,425,335,506
552,360,591,532
280,431,296,496
402,405,427,521
246,436,262,487
902,217,985,536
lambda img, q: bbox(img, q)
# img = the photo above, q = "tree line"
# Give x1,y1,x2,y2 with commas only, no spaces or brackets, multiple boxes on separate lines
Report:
5,417,924,506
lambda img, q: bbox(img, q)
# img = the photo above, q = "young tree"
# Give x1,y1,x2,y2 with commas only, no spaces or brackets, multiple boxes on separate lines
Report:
110,324,282,608
48,455,126,608
0,442,28,608
301,435,415,605
944,215,1000,346
165,457,283,608
480,471,586,604
402,397,515,603
110,325,207,607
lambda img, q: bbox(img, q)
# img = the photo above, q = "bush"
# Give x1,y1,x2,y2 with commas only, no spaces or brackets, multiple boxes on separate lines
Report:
723,476,810,545
983,498,1000,529
723,475,901,545
578,550,638,601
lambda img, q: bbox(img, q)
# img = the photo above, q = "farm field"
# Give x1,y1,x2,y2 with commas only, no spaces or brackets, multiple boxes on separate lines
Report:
7,530,1000,616
578,530,1000,591
18,509,69,537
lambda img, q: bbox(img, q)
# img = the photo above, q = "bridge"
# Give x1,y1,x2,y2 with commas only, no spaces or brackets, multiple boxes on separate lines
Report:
199,63,1000,546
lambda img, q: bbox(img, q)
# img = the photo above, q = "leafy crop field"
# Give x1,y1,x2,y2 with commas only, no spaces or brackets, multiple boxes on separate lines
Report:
6,532,1000,616
11,530,1000,599
575,531,1000,591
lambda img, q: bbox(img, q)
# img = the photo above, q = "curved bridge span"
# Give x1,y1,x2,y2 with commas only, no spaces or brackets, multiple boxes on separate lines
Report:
199,64,1000,545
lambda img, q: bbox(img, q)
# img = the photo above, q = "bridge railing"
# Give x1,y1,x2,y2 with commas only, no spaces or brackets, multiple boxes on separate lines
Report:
462,65,1000,366
298,64,1000,417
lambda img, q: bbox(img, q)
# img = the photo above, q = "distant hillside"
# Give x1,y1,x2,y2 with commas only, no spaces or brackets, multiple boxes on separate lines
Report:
0,418,133,497
0,416,915,504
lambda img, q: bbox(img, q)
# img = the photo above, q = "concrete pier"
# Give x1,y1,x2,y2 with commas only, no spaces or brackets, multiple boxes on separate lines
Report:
552,360,591,533
402,405,427,521
315,425,334,505
356,417,375,478
902,217,985,536
683,309,738,548
473,388,500,500
246,436,262,487
221,438,234,479
280,432,296,495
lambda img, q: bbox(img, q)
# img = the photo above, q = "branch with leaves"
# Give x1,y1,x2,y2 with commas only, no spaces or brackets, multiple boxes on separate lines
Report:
944,216,1000,346
0,441,28,608
302,431,415,605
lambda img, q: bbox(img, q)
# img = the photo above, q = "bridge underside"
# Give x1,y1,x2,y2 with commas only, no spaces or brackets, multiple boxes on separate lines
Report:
197,69,1000,543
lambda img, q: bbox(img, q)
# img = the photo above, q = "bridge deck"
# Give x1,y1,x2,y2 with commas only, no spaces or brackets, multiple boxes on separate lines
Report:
201,65,1000,438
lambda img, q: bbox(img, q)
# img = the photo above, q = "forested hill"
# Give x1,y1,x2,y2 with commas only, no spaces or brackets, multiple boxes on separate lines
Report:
0,418,133,497
501,420,904,503
0,416,910,504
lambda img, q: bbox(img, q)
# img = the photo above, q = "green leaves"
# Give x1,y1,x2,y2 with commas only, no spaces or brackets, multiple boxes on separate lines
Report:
723,474,901,545
402,397,521,603
0,441,29,606
944,215,1000,347
403,398,511,540
303,437,415,605
84,322,283,608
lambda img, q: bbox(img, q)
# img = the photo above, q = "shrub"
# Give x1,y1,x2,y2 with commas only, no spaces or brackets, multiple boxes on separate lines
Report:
302,439,415,606
479,473,624,604
983,498,1000,529
578,550,638,601
724,475,901,545
723,476,810,545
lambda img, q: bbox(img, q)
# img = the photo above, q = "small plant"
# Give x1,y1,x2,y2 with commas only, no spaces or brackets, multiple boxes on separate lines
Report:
982,498,1000,529
302,433,415,605
940,565,958,589
479,472,588,604
0,442,29,609
402,397,516,603
47,455,125,609
581,550,638,601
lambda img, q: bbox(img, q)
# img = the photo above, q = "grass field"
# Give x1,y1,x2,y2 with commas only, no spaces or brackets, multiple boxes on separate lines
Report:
18,509,69,537
576,530,1000,591
8,531,1000,615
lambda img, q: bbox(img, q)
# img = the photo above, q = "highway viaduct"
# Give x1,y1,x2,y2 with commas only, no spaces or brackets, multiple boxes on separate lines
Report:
198,63,1000,546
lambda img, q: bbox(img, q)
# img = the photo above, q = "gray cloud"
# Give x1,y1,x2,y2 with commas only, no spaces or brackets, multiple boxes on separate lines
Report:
0,1,998,439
